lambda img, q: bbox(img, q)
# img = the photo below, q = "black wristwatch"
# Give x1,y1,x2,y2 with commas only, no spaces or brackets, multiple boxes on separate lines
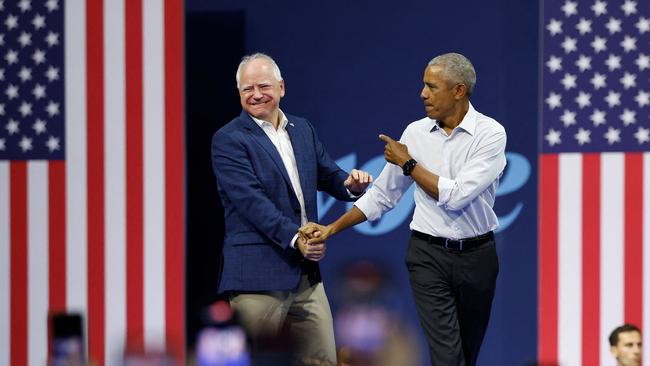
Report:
402,159,418,176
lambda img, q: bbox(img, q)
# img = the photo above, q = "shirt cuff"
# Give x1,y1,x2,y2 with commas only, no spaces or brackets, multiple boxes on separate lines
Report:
290,233,299,249
436,176,454,206
354,192,382,221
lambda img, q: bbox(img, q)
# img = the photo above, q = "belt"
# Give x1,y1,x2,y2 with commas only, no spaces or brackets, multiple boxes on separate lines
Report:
411,230,494,251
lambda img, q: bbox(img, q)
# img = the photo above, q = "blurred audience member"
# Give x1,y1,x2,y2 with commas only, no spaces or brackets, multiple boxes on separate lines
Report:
609,324,642,366
332,260,421,366
188,300,252,366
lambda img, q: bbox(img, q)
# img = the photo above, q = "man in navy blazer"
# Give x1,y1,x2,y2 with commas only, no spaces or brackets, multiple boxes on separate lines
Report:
211,53,371,364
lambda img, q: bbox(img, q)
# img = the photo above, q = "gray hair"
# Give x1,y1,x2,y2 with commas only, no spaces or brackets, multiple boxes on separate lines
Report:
428,53,476,96
235,53,283,89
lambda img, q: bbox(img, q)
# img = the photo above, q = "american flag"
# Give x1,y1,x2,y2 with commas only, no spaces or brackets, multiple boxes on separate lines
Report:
0,0,185,365
539,0,649,365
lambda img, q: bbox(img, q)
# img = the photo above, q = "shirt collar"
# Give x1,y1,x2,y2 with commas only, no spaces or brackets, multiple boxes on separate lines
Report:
250,109,288,130
429,102,477,136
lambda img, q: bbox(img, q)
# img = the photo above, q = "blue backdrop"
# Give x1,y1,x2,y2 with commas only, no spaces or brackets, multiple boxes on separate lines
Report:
189,1,540,364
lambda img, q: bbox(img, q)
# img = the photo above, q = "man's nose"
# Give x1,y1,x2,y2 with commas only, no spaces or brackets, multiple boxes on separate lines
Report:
252,87,263,98
420,87,428,100
633,344,642,354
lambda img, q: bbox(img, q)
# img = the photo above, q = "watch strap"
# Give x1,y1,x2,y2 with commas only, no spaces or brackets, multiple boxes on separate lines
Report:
402,159,417,176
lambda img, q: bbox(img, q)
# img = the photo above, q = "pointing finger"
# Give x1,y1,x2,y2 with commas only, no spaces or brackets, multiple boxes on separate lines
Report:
378,134,394,143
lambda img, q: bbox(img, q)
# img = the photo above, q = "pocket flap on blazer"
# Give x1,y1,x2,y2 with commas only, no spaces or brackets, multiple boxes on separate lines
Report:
227,232,265,245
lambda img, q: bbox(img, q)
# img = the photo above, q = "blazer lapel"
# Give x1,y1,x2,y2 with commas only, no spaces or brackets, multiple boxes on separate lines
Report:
240,113,293,188
285,119,310,194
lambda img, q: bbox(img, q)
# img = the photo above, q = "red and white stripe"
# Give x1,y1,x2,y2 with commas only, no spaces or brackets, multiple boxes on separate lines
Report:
0,0,184,365
1,162,11,366
539,152,649,366
644,156,650,366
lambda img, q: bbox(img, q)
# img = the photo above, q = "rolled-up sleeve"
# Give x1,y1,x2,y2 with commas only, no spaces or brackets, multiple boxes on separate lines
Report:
354,163,413,221
436,176,456,207
436,130,507,211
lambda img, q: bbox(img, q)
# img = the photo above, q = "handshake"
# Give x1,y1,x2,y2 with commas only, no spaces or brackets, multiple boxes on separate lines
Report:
295,168,372,262
296,222,335,262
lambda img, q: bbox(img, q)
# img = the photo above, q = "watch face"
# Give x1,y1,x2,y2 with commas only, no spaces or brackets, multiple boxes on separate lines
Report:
402,159,416,176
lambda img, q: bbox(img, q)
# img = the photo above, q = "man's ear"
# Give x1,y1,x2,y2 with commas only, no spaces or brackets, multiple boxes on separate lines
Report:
454,83,468,100
280,79,286,98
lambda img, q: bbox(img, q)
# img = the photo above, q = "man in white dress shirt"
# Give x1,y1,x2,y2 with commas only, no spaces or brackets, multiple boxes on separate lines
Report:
300,53,507,366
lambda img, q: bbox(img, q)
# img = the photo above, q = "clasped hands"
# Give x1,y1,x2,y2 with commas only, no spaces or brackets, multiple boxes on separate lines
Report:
296,222,332,262
297,169,371,262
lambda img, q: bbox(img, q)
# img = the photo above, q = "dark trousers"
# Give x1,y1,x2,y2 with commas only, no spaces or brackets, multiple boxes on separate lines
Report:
406,233,499,366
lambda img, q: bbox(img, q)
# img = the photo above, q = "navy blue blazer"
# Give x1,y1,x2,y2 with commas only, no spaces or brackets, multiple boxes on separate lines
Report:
211,111,355,292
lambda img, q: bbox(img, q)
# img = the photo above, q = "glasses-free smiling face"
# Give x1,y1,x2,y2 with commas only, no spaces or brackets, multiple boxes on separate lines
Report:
611,331,642,366
238,58,285,124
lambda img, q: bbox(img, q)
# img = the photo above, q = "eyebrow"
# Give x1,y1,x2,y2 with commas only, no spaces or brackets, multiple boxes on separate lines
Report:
241,81,274,88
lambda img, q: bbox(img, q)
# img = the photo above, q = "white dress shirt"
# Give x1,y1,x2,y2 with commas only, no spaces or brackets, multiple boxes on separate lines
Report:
355,103,507,240
251,110,308,227
252,110,314,250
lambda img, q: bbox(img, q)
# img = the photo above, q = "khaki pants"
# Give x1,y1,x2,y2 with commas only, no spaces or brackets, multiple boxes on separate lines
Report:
230,275,337,365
